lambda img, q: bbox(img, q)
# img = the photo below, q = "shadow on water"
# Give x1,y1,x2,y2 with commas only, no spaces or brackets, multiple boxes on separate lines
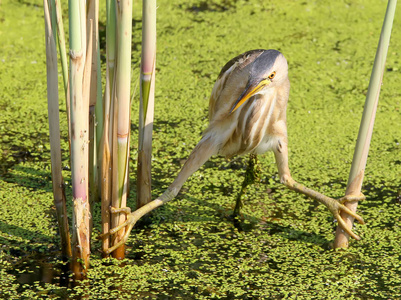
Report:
11,252,71,289
1,164,54,194
0,146,44,179
182,0,239,13
0,222,71,297
16,0,40,7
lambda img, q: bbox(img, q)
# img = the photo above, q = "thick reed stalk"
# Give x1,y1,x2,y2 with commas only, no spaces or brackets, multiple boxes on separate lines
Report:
69,0,90,279
44,0,72,262
100,0,116,256
110,0,133,259
137,0,156,209
86,0,99,234
334,0,397,249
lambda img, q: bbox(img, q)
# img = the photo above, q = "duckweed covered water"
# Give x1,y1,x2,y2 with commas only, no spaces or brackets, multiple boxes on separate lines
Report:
1,0,400,298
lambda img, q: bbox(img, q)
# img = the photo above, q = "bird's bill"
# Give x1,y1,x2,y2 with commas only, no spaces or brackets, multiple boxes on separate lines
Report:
230,78,270,113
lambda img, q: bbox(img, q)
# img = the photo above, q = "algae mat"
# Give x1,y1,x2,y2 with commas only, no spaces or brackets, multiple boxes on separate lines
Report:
0,0,400,299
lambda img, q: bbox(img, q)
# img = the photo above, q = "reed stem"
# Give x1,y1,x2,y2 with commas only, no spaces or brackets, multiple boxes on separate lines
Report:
334,0,397,248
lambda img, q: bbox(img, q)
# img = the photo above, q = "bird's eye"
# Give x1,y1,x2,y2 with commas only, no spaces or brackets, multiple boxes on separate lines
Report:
268,72,276,80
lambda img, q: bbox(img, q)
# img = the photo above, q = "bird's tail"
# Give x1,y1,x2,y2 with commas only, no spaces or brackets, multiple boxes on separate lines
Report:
161,135,218,203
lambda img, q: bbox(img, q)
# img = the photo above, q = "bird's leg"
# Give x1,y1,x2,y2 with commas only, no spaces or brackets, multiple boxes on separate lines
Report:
273,139,365,240
232,154,260,217
98,136,218,254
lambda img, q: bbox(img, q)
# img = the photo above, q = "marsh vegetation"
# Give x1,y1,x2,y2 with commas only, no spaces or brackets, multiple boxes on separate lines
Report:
0,0,400,298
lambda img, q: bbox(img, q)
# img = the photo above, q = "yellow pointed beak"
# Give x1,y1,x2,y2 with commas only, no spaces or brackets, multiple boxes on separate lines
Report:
230,78,270,113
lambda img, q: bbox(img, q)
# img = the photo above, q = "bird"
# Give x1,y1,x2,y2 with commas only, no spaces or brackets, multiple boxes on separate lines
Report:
101,49,365,254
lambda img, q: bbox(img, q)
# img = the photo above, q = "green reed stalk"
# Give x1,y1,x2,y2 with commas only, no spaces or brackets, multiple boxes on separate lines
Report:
94,28,103,201
54,0,68,99
100,0,116,256
54,0,72,156
43,0,72,262
334,0,397,248
137,0,156,209
69,0,90,278
110,0,133,259
87,0,99,234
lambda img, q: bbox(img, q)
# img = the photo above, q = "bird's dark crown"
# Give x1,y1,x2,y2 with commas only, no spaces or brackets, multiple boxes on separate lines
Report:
251,49,281,78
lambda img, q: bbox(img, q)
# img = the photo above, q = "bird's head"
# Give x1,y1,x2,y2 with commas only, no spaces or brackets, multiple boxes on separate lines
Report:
230,49,288,113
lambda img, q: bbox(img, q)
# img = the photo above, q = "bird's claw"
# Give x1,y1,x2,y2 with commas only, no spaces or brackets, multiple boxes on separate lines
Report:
98,206,137,255
338,193,365,204
331,197,365,241
110,206,132,215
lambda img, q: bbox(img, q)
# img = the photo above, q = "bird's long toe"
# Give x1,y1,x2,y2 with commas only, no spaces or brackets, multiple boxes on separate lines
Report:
339,193,366,204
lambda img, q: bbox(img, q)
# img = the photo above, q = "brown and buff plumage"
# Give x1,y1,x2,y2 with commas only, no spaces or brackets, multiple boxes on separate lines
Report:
101,49,364,254
206,49,289,157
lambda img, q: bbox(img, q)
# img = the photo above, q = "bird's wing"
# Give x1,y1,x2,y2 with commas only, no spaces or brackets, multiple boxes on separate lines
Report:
208,50,265,121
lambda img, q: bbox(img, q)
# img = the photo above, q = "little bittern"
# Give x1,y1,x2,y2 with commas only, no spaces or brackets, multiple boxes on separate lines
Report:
102,49,364,254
